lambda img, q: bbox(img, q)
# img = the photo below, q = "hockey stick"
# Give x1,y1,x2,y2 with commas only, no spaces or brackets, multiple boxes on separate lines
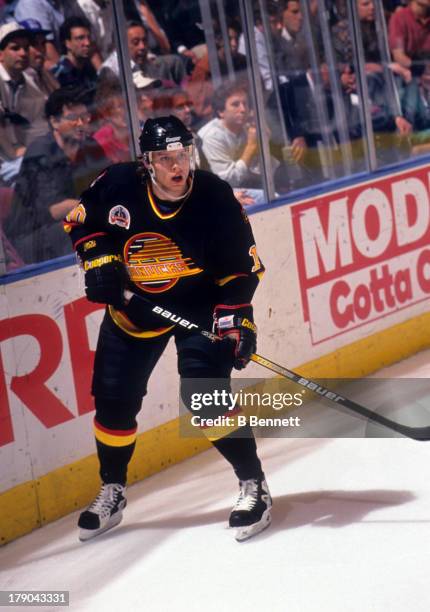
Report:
124,290,430,441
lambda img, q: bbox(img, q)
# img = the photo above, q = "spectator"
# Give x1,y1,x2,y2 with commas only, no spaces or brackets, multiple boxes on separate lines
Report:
75,0,114,61
133,70,161,127
267,3,294,79
165,87,208,169
270,60,412,179
148,0,206,64
400,53,430,153
359,68,412,163
52,16,97,93
332,0,381,66
198,81,263,189
100,21,185,87
167,87,257,205
279,0,309,74
389,0,430,69
187,19,247,125
332,0,411,82
93,76,130,164
334,64,411,164
124,0,171,55
4,86,108,263
238,9,274,92
168,88,196,130
151,86,244,205
20,18,59,98
0,21,48,174
13,0,64,68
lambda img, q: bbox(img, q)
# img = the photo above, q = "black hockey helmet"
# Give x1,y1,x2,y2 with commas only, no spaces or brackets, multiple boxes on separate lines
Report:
139,115,194,153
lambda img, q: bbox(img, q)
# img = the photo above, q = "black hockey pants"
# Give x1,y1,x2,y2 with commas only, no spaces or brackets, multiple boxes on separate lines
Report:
91,312,263,484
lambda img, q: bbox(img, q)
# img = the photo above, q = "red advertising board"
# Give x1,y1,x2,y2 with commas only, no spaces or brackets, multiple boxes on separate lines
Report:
291,164,430,344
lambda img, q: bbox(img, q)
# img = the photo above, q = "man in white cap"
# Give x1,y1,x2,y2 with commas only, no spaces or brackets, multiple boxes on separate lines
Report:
0,21,48,179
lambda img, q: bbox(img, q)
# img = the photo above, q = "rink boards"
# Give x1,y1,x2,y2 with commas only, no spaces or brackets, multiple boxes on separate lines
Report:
1,159,430,544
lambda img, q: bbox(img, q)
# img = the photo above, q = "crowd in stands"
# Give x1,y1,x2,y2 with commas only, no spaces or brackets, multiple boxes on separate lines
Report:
0,0,429,269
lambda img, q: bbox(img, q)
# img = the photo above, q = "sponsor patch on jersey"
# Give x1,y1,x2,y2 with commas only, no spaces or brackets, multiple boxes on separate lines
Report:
108,204,131,230
124,232,203,293
65,202,86,224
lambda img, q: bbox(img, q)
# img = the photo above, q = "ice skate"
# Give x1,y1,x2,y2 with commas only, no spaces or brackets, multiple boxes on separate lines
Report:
229,478,272,542
78,483,127,541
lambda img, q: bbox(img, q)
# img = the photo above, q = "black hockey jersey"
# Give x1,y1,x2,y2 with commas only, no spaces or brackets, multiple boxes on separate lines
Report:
64,164,264,337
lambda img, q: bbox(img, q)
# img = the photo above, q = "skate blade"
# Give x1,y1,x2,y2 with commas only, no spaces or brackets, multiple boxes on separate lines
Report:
234,509,272,542
79,511,123,542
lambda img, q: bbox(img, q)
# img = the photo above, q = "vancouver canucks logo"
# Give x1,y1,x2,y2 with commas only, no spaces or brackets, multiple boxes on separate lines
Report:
124,232,202,293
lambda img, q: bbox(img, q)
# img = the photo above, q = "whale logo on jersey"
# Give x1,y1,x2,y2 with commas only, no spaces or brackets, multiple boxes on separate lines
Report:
124,232,203,293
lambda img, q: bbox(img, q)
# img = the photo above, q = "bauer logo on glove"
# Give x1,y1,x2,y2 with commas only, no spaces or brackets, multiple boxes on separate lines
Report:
214,304,257,370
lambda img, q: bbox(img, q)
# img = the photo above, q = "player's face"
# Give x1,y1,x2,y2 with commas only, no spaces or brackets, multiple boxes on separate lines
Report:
150,147,191,197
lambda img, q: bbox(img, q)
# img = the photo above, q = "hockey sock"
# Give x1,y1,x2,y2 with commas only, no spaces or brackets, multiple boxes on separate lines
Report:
211,425,264,480
95,439,135,485
93,416,138,485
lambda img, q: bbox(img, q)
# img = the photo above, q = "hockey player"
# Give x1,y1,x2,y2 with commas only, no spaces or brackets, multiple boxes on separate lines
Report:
64,115,271,542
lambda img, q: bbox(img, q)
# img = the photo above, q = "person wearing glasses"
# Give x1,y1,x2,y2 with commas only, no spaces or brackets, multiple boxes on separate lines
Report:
4,86,108,264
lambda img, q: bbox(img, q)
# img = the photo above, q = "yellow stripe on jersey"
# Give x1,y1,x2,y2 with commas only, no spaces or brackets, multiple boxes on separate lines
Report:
108,306,174,338
215,273,245,287
147,183,188,219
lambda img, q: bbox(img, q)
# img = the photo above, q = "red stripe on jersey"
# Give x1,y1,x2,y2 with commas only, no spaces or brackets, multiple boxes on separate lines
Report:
74,232,109,249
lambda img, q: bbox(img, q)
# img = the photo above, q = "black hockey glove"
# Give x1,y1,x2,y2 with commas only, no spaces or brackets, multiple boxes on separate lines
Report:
213,304,257,370
83,254,127,309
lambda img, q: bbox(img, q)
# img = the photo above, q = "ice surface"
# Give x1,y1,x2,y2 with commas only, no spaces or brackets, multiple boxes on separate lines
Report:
2,350,430,612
